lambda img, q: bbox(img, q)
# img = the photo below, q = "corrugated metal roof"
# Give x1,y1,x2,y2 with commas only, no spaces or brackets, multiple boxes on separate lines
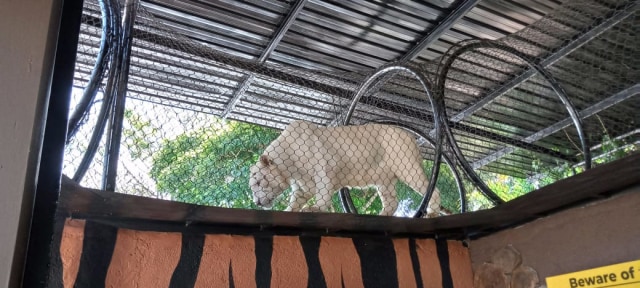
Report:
71,0,640,178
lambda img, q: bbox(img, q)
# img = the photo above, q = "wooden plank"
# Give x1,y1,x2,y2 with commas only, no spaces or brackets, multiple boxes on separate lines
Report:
58,176,440,237
58,153,640,239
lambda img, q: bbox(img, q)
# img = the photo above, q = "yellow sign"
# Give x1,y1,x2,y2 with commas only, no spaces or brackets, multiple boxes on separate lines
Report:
546,260,640,288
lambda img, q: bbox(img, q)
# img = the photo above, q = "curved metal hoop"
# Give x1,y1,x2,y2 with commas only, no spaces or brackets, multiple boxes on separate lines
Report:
67,0,116,142
340,63,445,218
72,0,140,184
433,40,593,206
73,0,123,182
437,40,592,170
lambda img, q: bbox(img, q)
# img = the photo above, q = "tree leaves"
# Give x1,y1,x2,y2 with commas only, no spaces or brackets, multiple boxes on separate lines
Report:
150,121,279,208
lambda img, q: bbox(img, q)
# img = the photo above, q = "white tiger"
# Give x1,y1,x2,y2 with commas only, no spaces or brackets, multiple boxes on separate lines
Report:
249,120,441,217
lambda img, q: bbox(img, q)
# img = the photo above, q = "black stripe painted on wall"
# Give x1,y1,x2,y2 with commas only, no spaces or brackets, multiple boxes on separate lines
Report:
73,221,118,288
169,233,205,288
255,235,273,288
299,236,327,288
46,217,67,288
409,239,424,288
435,239,454,288
352,237,399,288
229,262,235,288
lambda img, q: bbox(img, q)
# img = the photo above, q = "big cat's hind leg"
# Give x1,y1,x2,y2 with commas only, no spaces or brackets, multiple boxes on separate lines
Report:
377,183,398,216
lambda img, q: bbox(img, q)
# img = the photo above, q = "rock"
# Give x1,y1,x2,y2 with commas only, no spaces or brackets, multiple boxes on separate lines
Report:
511,265,540,288
474,263,510,288
490,245,523,273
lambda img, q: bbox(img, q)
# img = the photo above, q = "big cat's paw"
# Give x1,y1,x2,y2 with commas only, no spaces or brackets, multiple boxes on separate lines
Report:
300,206,323,213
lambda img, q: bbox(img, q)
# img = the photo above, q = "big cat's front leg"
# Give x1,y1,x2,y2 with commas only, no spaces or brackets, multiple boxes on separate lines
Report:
285,183,311,212
300,179,333,213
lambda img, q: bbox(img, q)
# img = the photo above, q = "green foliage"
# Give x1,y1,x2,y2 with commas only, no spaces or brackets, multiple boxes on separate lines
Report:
425,161,463,213
150,121,280,208
329,187,383,215
527,130,638,191
390,160,464,215
123,109,157,160
465,127,639,211
594,133,638,165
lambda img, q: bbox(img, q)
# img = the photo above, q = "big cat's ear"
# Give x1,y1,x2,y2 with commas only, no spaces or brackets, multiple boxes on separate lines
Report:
260,155,273,166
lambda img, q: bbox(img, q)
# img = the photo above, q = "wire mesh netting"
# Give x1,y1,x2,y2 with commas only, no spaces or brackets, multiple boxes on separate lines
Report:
429,0,640,209
64,0,639,217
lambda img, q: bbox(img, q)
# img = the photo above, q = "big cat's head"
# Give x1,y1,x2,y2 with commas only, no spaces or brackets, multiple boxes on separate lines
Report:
249,155,288,208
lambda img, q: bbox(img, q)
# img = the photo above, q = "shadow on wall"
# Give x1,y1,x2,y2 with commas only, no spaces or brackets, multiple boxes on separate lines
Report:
470,185,640,287
473,245,540,288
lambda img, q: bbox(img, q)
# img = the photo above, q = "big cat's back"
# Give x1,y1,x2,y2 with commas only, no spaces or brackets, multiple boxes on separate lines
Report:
263,121,418,156
263,120,318,155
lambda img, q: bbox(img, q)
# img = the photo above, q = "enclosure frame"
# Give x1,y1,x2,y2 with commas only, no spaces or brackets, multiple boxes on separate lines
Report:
56,153,640,240
21,0,85,287
21,0,640,286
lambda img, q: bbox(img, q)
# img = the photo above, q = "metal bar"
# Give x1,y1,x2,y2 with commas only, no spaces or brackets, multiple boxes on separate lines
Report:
226,66,578,161
448,3,639,124
356,95,577,162
220,74,255,119
78,13,576,162
71,69,118,182
339,188,357,213
328,0,480,125
400,0,481,62
440,111,505,205
258,0,307,63
73,14,352,100
341,64,446,217
433,39,593,167
73,0,123,183
526,129,640,183
103,0,138,192
572,141,639,169
472,83,640,169
221,0,307,119
577,128,639,157
67,0,114,142
22,0,85,287
371,119,468,213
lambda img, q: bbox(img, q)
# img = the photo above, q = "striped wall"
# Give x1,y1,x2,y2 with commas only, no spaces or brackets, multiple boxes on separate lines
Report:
51,218,473,288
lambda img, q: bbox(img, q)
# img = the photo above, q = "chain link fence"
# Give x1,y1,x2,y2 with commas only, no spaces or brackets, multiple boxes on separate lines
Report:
64,0,639,218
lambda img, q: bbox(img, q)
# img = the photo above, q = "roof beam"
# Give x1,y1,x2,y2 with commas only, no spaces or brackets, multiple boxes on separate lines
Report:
471,83,640,170
355,97,577,162
526,129,639,183
447,2,639,124
328,0,479,126
221,0,307,119
79,14,581,163
399,0,481,62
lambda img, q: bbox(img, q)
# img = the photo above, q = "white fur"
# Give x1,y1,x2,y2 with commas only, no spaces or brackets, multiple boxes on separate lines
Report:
249,120,441,217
